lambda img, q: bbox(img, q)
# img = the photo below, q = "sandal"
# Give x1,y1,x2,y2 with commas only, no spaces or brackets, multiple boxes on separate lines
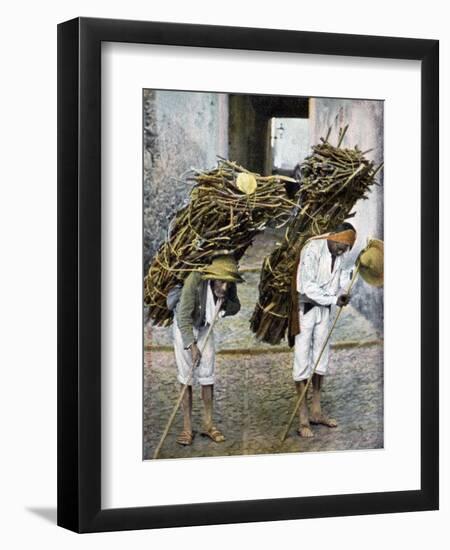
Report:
310,415,338,428
297,425,314,438
201,426,225,443
176,430,194,446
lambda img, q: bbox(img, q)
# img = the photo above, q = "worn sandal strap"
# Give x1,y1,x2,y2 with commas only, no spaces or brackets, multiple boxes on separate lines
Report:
176,430,194,445
310,415,337,426
202,426,225,442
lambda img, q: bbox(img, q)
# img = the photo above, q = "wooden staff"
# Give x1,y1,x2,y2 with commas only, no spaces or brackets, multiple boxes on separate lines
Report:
153,298,224,459
280,264,360,443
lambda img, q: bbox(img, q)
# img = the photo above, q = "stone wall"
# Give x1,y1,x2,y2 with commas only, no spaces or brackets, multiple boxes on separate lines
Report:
143,89,228,272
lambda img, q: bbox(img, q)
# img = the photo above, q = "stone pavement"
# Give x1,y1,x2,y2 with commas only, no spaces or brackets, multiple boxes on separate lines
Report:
143,343,383,460
144,230,383,460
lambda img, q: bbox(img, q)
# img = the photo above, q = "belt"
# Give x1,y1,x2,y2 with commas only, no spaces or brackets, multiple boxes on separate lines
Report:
301,302,331,315
302,302,315,315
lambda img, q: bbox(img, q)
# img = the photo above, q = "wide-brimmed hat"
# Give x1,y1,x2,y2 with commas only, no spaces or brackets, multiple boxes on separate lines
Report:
358,238,384,287
200,254,245,283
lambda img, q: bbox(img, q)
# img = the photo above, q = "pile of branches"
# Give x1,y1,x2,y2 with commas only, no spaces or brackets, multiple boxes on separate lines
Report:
144,158,297,326
250,126,383,345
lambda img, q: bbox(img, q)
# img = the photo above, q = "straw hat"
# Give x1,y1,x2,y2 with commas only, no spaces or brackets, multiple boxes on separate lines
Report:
200,254,245,283
358,239,384,288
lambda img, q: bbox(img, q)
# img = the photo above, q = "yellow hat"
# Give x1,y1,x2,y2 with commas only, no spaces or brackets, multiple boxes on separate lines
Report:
200,255,245,283
358,239,384,288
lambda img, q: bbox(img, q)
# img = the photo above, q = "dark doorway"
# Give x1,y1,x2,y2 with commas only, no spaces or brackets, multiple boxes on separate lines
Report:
228,94,309,176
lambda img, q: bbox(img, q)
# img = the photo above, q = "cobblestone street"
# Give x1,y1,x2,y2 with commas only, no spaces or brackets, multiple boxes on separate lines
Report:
143,343,383,460
144,232,383,460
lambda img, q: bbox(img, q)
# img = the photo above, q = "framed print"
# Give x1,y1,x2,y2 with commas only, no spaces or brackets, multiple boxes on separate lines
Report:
57,17,439,532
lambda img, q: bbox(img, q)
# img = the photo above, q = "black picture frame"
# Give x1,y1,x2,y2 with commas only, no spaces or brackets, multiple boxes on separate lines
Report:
57,17,439,533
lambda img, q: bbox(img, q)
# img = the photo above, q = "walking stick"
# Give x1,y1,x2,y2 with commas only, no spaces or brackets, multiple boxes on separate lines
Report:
280,263,360,443
153,298,224,459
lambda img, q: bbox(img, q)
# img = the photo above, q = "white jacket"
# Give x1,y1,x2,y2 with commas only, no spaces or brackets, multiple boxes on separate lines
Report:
296,238,351,307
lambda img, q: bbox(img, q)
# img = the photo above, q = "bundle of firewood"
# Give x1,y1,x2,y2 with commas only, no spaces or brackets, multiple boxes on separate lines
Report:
144,158,297,326
250,126,383,344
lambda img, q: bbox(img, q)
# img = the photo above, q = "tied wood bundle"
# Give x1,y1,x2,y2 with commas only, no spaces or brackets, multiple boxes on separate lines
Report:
144,158,298,326
250,126,383,345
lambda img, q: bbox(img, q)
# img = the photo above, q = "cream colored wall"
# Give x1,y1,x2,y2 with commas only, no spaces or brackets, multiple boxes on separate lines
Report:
308,97,384,331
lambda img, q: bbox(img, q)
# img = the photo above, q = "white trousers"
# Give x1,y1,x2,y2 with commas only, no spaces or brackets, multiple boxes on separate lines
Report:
173,317,216,386
293,304,331,381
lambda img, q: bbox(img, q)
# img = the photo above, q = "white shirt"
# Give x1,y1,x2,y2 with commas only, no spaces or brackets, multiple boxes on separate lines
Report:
204,282,226,325
296,239,351,307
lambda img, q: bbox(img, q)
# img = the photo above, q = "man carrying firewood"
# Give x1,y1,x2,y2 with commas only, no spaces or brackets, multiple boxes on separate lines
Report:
290,222,357,438
172,254,243,446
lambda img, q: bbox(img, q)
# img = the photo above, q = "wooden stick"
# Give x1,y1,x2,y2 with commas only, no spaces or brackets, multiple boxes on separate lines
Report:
153,298,224,459
280,264,360,443
337,124,349,147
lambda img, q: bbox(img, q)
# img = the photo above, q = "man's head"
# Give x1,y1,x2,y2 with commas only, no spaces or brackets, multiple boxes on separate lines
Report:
327,222,356,257
200,254,244,292
327,240,350,257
